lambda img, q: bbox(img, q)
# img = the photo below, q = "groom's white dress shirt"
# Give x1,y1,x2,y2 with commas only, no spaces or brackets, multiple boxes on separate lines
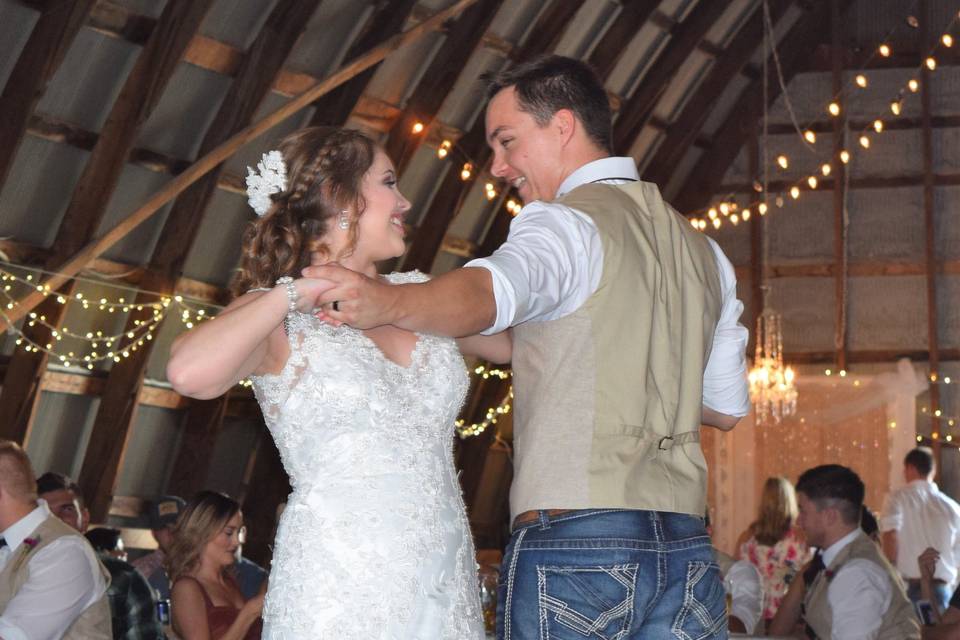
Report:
467,156,750,417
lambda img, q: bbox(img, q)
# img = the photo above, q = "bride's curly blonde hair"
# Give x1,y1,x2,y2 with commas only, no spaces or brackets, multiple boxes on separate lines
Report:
232,127,377,296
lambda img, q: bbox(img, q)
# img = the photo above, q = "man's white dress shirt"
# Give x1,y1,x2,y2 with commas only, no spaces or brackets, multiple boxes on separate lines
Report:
819,528,893,640
467,157,750,416
881,478,960,582
0,501,107,640
725,559,763,634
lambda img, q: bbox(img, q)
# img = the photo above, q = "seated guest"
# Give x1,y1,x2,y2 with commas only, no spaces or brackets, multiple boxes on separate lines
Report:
918,547,960,639
38,471,165,640
768,464,920,640
168,491,263,640
233,544,267,601
736,475,810,623
706,512,763,634
0,442,110,638
133,495,185,600
86,527,167,640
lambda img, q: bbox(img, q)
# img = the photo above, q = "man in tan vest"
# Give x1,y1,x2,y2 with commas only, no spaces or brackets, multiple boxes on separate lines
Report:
304,55,749,638
0,440,111,639
770,464,920,639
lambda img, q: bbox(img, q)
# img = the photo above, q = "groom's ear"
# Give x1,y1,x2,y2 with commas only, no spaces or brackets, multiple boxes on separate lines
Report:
553,109,576,145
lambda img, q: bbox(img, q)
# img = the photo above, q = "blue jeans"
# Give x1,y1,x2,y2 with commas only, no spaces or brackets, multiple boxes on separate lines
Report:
496,509,727,639
906,579,951,618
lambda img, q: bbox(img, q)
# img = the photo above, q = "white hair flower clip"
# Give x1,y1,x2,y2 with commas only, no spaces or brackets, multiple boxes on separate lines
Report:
245,150,288,216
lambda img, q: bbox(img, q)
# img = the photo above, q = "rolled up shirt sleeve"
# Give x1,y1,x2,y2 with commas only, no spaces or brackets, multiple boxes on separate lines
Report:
0,537,106,640
466,202,599,335
702,237,750,417
879,491,902,532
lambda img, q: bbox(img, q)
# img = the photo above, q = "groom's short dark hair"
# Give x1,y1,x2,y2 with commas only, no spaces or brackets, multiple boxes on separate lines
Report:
481,55,612,153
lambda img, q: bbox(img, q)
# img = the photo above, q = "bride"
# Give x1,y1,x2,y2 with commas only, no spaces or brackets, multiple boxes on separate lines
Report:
167,126,509,639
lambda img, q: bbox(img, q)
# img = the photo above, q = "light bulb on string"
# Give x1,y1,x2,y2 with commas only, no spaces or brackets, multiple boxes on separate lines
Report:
926,57,937,71
873,119,884,133
855,74,868,88
758,203,768,215
859,135,871,149
828,102,841,117
821,163,832,177
730,213,740,226
460,162,473,181
879,44,891,57
891,99,902,115
790,186,800,199
807,176,818,189
742,208,751,221
840,150,850,164
708,207,718,220
437,139,451,159
777,155,789,169
908,79,919,93
719,202,730,215
411,121,425,134
712,217,721,229
804,130,817,144
944,34,954,48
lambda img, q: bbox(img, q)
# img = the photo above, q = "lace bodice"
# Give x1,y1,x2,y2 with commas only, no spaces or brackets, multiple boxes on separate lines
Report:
250,271,483,639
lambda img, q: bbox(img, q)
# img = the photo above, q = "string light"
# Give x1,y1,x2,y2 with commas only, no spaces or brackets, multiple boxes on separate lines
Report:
505,199,521,215
436,139,452,159
890,99,902,115
411,121,425,134
804,130,817,144
828,102,841,117
777,155,789,169
879,43,891,57
840,150,850,164
742,208,751,221
926,56,937,70
873,119,884,133
807,176,818,189
460,162,473,181
943,34,954,47
708,207,718,219
730,213,740,225
790,186,800,199
859,135,871,149
908,79,920,92
484,182,497,200
758,203,768,215
821,163,832,177
855,74,868,88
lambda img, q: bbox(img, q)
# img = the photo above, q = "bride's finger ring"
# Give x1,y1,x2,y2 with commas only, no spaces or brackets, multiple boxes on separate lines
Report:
332,300,339,312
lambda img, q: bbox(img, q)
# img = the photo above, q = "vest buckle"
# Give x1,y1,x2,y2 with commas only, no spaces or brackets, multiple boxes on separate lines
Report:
658,435,674,450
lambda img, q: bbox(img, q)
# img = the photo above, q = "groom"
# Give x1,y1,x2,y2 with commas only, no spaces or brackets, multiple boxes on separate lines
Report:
306,55,750,638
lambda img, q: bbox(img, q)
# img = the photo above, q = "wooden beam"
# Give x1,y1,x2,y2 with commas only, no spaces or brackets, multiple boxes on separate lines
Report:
0,239,230,306
78,0,325,522
732,259,960,279
27,113,246,194
748,132,763,354
786,349,960,365
384,0,504,175
0,0,95,192
165,395,232,499
920,0,942,460
831,0,848,372
673,0,848,214
398,0,587,273
0,0,480,331
765,115,960,136
240,432,290,567
588,0,662,80
0,0,213,447
715,172,960,195
642,0,794,187
612,0,733,155
310,0,420,127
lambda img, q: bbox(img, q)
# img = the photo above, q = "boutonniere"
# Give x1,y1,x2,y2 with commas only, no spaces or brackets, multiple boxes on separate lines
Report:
824,568,836,581
23,537,39,549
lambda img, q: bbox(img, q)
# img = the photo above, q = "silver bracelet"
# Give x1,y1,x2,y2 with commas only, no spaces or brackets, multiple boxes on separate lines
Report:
275,276,298,313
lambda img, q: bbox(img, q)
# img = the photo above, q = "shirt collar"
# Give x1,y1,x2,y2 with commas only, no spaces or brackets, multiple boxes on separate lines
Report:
555,157,640,198
822,527,863,567
1,501,51,552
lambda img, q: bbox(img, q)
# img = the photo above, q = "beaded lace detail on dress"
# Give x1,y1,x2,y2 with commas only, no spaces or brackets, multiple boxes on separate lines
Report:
250,271,483,639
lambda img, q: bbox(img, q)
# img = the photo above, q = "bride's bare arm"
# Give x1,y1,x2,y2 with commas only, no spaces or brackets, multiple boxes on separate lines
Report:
167,278,331,399
456,330,512,364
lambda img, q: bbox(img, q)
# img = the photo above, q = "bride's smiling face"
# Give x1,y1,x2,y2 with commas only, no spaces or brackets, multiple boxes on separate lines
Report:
318,149,411,273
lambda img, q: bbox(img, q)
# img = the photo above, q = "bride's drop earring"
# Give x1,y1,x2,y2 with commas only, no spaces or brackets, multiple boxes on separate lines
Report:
338,210,350,230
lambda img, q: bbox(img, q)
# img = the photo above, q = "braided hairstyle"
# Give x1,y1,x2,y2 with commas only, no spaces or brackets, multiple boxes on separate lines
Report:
232,127,377,296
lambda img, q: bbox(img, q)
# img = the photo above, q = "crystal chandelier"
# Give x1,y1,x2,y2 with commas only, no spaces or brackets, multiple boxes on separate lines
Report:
748,302,797,424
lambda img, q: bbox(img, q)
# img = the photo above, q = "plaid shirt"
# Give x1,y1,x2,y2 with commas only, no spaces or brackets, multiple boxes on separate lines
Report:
101,555,167,640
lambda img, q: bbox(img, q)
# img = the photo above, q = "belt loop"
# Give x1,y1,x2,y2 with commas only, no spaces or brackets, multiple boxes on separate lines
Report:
538,510,551,530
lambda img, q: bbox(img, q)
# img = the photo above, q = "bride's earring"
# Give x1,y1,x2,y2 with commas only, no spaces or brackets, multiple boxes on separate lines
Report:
338,210,350,230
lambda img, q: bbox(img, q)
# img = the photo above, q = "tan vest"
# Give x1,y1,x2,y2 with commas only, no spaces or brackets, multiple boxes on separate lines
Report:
803,530,919,640
0,515,113,639
509,181,722,519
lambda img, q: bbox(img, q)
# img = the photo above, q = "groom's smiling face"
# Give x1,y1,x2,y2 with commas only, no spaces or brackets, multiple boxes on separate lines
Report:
486,86,567,205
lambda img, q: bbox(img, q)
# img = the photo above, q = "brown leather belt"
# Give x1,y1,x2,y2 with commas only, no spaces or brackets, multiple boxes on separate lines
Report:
512,509,576,529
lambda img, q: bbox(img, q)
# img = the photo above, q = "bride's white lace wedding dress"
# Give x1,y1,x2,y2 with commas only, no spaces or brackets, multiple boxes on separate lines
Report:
250,271,484,639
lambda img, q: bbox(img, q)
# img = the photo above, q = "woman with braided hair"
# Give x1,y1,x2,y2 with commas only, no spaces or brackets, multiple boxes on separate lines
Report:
167,127,508,639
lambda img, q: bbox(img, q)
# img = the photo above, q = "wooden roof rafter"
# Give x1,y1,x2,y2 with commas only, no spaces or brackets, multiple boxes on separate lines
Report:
612,0,735,156
0,0,215,446
78,0,327,521
672,0,850,215
642,0,796,188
